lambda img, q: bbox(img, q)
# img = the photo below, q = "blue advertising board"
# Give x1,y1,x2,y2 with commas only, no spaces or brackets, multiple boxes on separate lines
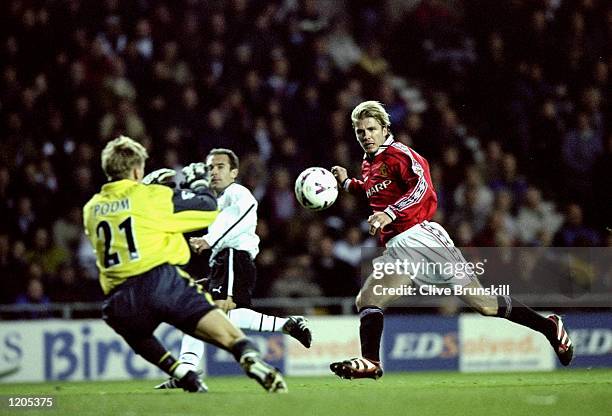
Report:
382,315,459,371
560,313,612,369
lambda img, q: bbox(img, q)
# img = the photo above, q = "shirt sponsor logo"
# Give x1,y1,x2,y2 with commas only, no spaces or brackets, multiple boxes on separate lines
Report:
366,180,392,198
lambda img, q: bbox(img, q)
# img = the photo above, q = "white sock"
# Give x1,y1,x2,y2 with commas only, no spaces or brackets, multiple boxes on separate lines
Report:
228,308,288,332
179,334,204,370
172,363,192,379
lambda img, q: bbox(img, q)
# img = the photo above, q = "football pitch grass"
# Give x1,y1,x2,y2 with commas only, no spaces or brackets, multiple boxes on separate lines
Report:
1,369,611,416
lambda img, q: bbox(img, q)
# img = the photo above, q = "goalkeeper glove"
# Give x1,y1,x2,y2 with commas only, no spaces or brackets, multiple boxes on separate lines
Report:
181,162,210,191
142,168,177,188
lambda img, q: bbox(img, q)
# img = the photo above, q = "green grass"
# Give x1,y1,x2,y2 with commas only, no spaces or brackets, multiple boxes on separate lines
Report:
1,370,611,416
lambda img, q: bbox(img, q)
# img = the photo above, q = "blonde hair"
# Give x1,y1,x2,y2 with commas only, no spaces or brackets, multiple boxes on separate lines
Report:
351,100,391,129
101,135,148,180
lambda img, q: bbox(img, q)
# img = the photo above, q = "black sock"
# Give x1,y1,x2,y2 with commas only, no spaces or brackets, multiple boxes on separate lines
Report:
496,296,554,338
359,306,384,362
126,336,181,376
231,338,260,362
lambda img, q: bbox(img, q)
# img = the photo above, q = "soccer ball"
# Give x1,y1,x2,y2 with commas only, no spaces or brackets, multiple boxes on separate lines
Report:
294,167,339,211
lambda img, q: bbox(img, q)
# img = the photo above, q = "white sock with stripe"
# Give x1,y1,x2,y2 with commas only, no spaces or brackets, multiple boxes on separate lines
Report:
179,334,204,370
228,308,288,332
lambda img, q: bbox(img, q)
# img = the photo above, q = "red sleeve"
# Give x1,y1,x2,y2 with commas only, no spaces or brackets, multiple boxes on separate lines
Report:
383,147,430,222
344,161,368,198
345,177,366,196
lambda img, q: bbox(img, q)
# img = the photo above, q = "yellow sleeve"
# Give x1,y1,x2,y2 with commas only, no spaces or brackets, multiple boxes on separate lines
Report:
143,185,219,233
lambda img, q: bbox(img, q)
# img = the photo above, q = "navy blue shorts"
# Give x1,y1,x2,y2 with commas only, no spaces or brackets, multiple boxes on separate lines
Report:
102,264,216,340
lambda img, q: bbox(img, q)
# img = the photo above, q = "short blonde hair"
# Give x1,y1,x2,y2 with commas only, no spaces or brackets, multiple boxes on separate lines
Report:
351,100,391,129
101,135,148,180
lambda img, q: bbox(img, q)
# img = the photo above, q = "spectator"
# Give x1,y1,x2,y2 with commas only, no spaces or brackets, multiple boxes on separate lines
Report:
554,203,600,247
490,154,528,203
561,111,604,201
49,263,83,303
52,206,82,252
454,165,494,218
492,189,518,242
479,140,504,183
0,0,608,305
449,187,489,233
15,278,51,319
516,187,563,245
270,255,323,299
261,168,297,228
592,132,612,228
26,227,70,277
0,231,12,303
333,226,374,269
313,236,357,297
11,196,38,238
326,16,361,72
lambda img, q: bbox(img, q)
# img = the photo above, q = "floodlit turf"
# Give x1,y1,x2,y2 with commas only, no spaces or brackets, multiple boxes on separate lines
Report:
1,370,611,416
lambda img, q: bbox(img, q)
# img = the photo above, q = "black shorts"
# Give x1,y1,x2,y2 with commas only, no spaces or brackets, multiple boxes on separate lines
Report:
207,248,256,308
102,264,216,340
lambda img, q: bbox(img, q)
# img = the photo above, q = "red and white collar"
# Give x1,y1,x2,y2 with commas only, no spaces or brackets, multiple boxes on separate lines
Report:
364,135,395,159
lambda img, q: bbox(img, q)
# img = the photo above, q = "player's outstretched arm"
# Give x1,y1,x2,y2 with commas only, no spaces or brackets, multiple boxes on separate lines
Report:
142,168,177,187
332,165,366,195
163,162,218,229
331,165,348,185
180,162,210,193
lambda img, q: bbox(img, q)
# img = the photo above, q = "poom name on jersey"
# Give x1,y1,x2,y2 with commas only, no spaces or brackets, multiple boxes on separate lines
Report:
93,198,130,217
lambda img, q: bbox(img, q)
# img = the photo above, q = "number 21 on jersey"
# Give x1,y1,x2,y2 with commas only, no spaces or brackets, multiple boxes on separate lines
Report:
96,216,140,268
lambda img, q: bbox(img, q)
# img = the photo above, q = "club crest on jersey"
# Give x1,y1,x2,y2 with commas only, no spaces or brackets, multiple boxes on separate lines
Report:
366,179,392,198
379,163,389,177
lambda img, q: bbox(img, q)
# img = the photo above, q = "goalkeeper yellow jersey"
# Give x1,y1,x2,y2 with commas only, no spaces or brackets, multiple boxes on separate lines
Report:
83,180,218,295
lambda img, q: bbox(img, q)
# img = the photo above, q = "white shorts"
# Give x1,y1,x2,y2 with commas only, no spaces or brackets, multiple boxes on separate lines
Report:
373,220,476,287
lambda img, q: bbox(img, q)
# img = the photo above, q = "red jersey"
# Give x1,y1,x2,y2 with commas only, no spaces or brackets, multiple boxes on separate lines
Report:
345,138,437,245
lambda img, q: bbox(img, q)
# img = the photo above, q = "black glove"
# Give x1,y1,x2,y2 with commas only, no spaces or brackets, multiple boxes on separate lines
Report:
142,168,177,188
180,162,210,191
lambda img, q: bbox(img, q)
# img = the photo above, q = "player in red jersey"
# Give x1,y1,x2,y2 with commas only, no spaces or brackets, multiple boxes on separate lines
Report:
329,101,573,379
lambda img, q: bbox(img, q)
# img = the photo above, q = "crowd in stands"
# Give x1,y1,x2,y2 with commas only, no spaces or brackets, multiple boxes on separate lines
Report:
0,0,610,310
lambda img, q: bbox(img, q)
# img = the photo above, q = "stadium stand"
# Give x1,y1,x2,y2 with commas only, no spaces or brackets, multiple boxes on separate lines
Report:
0,0,609,312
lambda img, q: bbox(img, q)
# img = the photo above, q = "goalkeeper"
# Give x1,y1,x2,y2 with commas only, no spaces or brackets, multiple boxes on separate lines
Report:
83,136,287,393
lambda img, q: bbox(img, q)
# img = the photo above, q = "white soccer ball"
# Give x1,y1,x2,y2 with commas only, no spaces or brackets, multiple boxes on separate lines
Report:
294,167,339,211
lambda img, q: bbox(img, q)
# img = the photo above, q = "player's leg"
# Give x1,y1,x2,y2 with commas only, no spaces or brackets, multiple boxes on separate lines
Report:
421,220,574,366
214,297,237,313
160,268,238,389
458,279,574,366
155,333,205,390
190,308,287,392
164,297,237,388
163,298,238,386
163,249,240,385
102,272,207,393
212,248,312,347
125,334,208,392
178,334,203,370
227,307,312,348
330,267,408,380
169,267,287,392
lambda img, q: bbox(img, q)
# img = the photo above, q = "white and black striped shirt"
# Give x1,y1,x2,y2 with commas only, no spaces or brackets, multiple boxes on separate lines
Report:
202,182,259,262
